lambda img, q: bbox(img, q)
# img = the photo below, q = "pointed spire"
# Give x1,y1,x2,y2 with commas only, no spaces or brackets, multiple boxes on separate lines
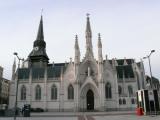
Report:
86,13,92,37
105,54,108,60
85,13,93,58
98,33,102,48
36,15,44,41
33,15,46,48
123,57,128,65
74,35,79,49
115,58,118,66
112,58,115,66
30,15,49,66
74,35,80,64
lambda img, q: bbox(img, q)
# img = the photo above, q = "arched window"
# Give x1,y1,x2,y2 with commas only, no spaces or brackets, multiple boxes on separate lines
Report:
68,84,74,100
35,85,41,100
118,85,122,95
123,98,126,104
21,85,26,100
128,85,133,97
51,84,57,100
131,98,135,104
119,99,122,105
105,82,112,99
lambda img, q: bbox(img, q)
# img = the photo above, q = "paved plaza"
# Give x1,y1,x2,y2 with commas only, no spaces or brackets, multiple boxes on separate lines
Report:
0,112,160,120
0,115,160,120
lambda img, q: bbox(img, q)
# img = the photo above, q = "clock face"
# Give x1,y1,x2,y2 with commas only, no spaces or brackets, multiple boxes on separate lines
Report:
34,47,39,51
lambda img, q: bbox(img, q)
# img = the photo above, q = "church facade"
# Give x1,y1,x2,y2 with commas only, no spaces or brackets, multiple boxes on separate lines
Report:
9,15,146,111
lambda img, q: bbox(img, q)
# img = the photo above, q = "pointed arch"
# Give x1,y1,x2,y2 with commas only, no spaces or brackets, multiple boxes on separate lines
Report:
119,99,122,105
118,85,122,95
51,84,57,100
105,82,112,99
123,98,126,104
35,85,41,100
21,85,26,100
68,84,74,100
128,85,133,96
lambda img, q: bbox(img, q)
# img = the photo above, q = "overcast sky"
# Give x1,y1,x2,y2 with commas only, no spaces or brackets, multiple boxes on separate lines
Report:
0,0,160,80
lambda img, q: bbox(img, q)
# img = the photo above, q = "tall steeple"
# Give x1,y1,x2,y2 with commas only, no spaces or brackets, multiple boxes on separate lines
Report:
28,15,49,67
86,14,92,38
34,15,46,48
85,14,93,58
36,16,44,41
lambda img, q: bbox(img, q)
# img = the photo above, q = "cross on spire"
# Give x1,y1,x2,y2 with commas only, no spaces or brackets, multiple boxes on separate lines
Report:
41,9,43,16
86,13,90,17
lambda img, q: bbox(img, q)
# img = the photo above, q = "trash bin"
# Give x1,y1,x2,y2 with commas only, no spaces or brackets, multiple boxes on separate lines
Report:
23,104,30,117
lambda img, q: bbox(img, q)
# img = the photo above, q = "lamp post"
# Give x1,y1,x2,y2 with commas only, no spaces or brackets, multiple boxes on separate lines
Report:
143,50,155,89
13,52,24,120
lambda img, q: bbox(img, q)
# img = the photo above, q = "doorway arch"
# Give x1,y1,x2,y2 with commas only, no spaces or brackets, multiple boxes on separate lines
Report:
86,89,94,110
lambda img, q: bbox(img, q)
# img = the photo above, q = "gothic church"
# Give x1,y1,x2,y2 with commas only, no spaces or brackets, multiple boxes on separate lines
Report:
9,15,146,111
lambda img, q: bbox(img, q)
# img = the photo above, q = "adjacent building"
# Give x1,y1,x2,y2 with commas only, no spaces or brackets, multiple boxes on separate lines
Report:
145,75,160,91
0,66,10,105
9,15,146,111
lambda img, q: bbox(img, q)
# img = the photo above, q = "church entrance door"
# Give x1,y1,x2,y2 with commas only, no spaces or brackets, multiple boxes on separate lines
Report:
86,89,94,110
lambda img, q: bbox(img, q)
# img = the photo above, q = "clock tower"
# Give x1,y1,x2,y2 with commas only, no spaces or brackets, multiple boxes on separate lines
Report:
28,16,49,67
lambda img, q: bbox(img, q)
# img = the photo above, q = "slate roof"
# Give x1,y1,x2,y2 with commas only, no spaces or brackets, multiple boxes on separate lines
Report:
108,59,134,65
18,63,68,80
18,68,30,79
18,58,135,80
108,59,135,78
116,65,134,78
32,67,45,79
47,64,67,78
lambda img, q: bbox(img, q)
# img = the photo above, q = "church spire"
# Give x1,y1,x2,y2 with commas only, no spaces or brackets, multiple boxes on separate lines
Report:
85,14,93,58
33,15,46,48
36,15,44,41
86,13,92,38
28,15,49,67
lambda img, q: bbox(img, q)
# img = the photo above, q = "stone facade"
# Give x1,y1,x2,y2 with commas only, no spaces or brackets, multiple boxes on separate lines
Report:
0,66,10,105
9,15,146,111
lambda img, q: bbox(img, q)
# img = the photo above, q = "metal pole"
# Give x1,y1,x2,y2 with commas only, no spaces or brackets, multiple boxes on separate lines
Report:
13,52,24,120
143,50,155,89
148,56,153,89
14,59,20,120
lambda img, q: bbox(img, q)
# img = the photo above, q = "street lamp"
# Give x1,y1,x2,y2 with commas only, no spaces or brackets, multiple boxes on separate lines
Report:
13,52,24,120
143,50,155,89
